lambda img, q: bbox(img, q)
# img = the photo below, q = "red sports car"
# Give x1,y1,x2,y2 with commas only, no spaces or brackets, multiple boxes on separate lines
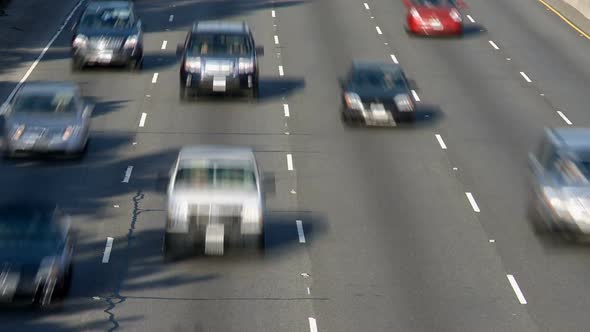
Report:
404,0,465,36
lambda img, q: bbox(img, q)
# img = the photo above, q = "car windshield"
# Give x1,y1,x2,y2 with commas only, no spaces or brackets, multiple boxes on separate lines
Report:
80,7,134,29
189,34,251,56
0,212,61,251
175,160,256,190
351,67,406,90
415,0,455,6
11,92,78,114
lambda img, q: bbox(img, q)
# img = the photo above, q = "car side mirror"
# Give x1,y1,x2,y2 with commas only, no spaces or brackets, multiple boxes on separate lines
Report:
156,170,170,192
176,43,184,57
255,46,265,56
407,79,418,90
263,172,276,195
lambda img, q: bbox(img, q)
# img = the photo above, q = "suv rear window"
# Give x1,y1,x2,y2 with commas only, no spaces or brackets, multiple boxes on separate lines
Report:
189,33,251,56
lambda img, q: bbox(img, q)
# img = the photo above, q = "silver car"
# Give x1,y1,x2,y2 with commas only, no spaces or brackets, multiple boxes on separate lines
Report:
1,82,92,158
528,127,590,235
164,145,265,257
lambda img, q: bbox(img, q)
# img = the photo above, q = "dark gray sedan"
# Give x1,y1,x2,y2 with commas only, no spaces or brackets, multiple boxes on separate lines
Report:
1,82,92,158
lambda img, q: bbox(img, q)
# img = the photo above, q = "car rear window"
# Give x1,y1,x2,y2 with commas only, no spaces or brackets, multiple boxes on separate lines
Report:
175,161,256,190
189,33,251,56
12,93,78,114
351,68,406,90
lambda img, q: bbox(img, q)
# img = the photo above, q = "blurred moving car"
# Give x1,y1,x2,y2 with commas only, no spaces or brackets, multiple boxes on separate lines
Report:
405,0,464,36
0,81,92,159
71,0,143,70
528,128,590,236
0,202,74,307
340,61,416,126
177,21,264,100
164,146,266,257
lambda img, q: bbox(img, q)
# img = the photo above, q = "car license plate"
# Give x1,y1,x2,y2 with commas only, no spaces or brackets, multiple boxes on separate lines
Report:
98,52,113,63
370,103,387,117
213,76,226,92
23,133,40,144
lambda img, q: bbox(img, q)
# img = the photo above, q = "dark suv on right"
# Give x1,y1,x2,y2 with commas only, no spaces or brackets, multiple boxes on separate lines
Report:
177,21,264,100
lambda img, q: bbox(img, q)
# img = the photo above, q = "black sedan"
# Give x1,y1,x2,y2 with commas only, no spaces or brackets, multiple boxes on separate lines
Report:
71,0,143,71
341,61,417,126
0,202,74,307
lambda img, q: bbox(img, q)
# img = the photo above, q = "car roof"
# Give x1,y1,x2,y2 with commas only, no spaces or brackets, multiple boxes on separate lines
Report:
351,61,402,72
178,145,255,164
192,20,249,34
17,81,79,96
86,0,132,10
551,128,590,150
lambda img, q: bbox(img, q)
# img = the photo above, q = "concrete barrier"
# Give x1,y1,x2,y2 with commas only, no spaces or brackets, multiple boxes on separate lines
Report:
562,0,590,20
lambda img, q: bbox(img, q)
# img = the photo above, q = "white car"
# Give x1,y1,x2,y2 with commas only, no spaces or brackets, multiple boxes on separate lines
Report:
164,145,266,257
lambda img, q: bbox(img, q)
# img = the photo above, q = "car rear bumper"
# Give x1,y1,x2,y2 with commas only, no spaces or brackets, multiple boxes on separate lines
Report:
534,199,590,234
180,72,257,94
343,107,414,126
5,137,86,155
407,20,462,35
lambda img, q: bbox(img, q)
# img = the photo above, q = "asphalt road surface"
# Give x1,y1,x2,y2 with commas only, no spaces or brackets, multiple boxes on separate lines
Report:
1,0,590,330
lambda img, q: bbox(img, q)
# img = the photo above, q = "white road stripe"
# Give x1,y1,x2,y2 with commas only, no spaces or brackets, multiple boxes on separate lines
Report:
152,73,159,83
376,26,382,34
296,220,306,243
557,111,573,125
364,2,370,9
488,40,499,50
279,65,284,76
274,35,279,45
271,10,276,17
4,0,85,103
435,134,447,149
286,153,294,171
308,318,318,332
139,112,147,127
283,104,290,117
122,166,133,183
520,71,532,83
390,54,399,64
102,237,114,263
507,274,527,304
466,14,475,23
465,192,480,212
411,89,420,102
161,40,167,50
169,15,174,22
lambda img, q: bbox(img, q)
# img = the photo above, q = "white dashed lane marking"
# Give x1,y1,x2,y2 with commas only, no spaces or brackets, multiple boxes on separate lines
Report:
376,26,382,34
279,65,284,76
411,90,420,102
557,111,573,125
435,134,447,150
283,104,290,117
169,15,174,22
139,112,147,127
507,274,528,304
152,73,159,83
364,2,370,9
272,10,276,17
161,40,167,50
286,153,294,171
390,54,398,64
122,166,133,183
308,318,318,332
465,192,481,212
296,220,306,243
274,35,279,45
102,237,114,263
488,40,499,50
520,71,532,83
466,14,475,23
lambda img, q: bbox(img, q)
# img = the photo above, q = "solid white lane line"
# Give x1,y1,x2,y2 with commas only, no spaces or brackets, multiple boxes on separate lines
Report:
152,73,159,83
4,0,85,103
488,40,499,50
122,166,133,183
466,14,475,23
435,134,447,149
286,153,294,171
279,65,284,76
274,35,279,45
283,104,290,117
102,237,114,263
271,10,276,17
411,90,420,102
296,220,306,243
364,2,370,9
161,40,167,50
139,112,147,127
465,192,480,212
520,71,532,83
169,15,174,22
557,111,573,125
390,54,399,64
376,26,383,34
507,274,527,304
309,318,318,332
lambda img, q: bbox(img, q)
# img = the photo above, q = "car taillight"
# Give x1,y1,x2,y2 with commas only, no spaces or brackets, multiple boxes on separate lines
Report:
184,57,201,72
410,8,422,19
238,58,254,74
449,8,462,22
72,35,88,48
62,126,75,141
12,125,24,140
124,35,139,49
